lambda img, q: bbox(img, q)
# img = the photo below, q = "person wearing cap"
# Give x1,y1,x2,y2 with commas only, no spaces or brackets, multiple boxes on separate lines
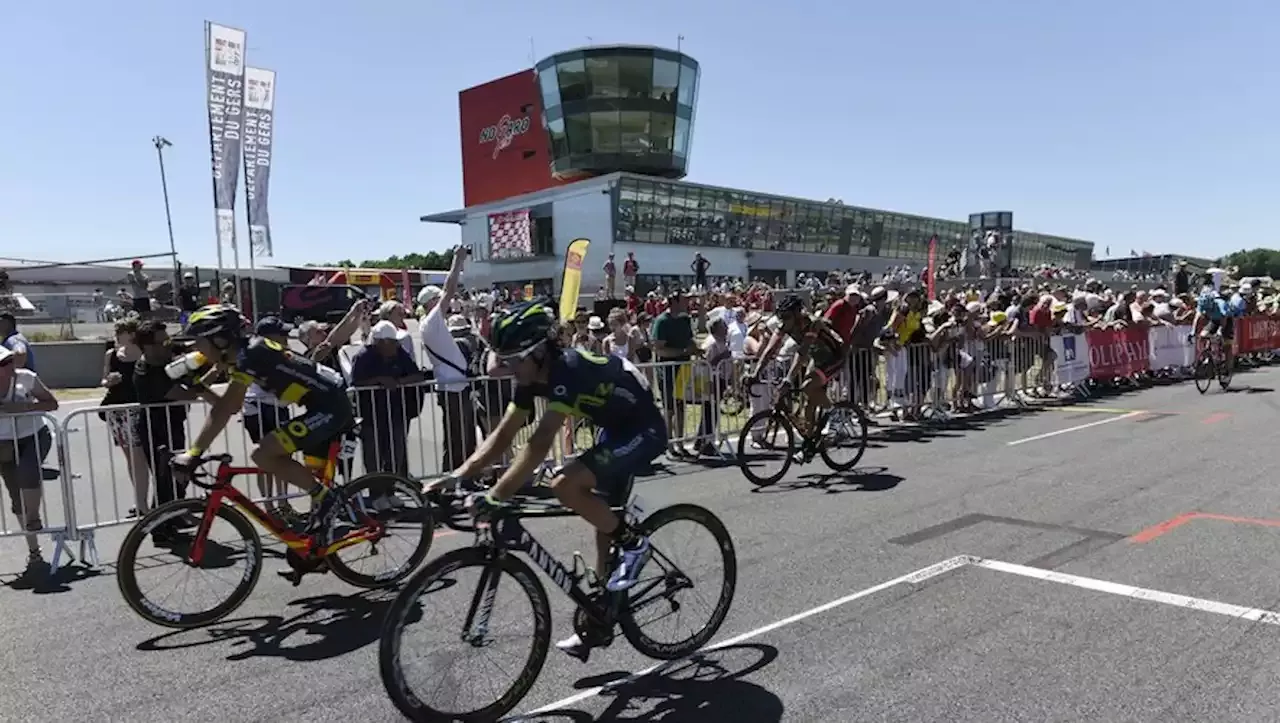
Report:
0,345,58,570
377,300,416,361
125,260,152,318
240,317,301,524
415,246,478,471
351,320,426,480
177,272,201,326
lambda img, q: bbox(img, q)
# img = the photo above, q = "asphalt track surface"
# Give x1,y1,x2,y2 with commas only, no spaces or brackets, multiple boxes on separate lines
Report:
6,365,1280,721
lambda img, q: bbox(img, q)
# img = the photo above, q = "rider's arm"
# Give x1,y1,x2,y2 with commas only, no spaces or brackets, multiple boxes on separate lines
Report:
488,408,562,502
187,374,248,455
454,402,532,479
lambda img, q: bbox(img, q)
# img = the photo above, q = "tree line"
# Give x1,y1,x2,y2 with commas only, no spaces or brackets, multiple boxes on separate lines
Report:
1219,249,1280,278
311,252,453,270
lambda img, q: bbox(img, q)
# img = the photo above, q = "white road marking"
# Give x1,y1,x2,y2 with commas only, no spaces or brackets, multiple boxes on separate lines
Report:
517,555,972,717
1005,410,1145,446
969,557,1280,625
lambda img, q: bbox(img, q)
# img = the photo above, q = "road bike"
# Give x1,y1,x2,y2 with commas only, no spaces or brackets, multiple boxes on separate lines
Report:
379,473,737,722
736,380,869,487
1193,332,1232,394
117,421,433,629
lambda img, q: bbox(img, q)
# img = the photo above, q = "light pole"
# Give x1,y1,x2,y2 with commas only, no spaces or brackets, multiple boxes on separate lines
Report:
152,136,180,288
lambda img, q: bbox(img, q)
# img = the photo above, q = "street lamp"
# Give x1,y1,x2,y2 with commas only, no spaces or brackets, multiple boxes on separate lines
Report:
152,136,180,287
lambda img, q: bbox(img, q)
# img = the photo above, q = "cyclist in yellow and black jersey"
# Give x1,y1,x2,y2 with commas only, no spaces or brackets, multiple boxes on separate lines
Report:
172,301,370,536
444,299,666,661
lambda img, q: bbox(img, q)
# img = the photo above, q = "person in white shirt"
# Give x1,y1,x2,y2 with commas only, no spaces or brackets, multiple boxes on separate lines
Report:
416,246,476,471
0,347,58,568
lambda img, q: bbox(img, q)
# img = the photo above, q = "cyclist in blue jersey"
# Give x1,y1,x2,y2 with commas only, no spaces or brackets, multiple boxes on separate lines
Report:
1195,284,1238,375
442,299,666,661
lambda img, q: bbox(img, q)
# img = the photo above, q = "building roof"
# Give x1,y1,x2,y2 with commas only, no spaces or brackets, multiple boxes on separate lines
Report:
420,172,621,224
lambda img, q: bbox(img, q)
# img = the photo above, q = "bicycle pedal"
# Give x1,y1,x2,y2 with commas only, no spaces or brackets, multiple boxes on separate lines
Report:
277,569,305,587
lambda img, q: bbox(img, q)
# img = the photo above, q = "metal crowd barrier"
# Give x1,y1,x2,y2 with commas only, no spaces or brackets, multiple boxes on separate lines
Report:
5,324,1275,569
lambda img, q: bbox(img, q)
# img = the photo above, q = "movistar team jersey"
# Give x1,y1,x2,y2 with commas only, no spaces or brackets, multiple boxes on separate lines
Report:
511,348,662,433
226,337,347,407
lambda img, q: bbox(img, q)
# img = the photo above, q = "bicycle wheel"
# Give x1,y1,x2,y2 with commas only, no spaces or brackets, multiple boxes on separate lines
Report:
326,473,434,589
1193,355,1213,394
1218,358,1233,390
117,499,263,629
379,547,552,722
619,503,737,660
818,400,869,472
736,409,795,487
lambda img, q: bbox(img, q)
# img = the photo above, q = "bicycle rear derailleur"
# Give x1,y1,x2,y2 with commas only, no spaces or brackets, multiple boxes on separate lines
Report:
277,549,329,587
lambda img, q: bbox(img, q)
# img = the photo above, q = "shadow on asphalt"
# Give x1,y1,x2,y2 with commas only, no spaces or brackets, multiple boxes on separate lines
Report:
521,643,783,722
135,584,434,662
2,559,102,594
751,466,903,495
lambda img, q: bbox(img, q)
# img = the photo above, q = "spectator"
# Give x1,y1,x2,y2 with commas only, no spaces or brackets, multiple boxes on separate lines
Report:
0,312,35,371
691,252,710,292
351,320,425,484
623,251,639,290
125,259,151,317
652,291,698,456
693,318,733,456
177,272,201,326
603,308,643,363
0,346,57,569
416,246,475,472
99,317,150,517
242,317,299,523
603,253,617,299
376,300,416,361
132,320,210,545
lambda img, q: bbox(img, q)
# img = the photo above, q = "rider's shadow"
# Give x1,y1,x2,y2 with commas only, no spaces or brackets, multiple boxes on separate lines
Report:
135,580,447,662
519,644,784,722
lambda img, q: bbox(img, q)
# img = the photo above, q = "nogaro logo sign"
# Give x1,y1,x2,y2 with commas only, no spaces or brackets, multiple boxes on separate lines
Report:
479,114,532,158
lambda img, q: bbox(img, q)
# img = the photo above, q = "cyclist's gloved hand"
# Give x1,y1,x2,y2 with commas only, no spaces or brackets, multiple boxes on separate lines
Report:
466,492,502,522
170,452,200,478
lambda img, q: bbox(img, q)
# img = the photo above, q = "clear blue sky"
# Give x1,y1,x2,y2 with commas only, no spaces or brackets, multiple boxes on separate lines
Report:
2,0,1275,269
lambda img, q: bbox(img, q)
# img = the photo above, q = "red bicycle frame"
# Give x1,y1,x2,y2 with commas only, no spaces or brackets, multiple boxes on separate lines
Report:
187,435,383,566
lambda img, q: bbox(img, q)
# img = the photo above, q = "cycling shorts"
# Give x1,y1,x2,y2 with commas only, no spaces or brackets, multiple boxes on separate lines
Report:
268,395,353,459
1205,317,1235,341
578,420,667,507
806,358,845,386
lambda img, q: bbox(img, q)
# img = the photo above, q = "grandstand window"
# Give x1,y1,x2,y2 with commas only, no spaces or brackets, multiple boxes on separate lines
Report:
677,60,698,107
674,116,690,157
589,110,621,154
617,54,654,99
538,64,561,108
585,56,621,99
618,111,650,155
651,112,675,153
547,116,568,159
557,58,589,103
652,58,680,103
564,113,592,154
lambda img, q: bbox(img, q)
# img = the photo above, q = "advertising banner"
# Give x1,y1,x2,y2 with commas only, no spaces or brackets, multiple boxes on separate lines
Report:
1050,333,1091,385
243,66,276,257
1235,316,1280,355
1149,325,1195,369
205,22,247,252
1085,326,1150,379
559,238,590,321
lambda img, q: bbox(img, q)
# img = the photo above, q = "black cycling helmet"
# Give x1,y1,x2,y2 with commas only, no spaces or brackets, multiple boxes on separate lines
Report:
776,294,805,315
489,299,557,355
185,304,246,342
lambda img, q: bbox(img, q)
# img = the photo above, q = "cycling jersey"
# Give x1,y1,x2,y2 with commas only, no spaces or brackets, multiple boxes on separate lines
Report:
783,317,844,371
226,337,352,457
226,337,347,406
511,347,662,433
1197,292,1227,320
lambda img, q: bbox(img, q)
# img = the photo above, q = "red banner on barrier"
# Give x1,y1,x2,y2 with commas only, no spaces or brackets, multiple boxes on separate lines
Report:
1086,326,1150,379
1235,316,1280,355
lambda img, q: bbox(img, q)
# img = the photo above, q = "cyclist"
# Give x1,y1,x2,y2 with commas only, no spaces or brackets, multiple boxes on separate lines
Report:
442,298,665,661
746,294,845,442
1195,283,1238,375
172,302,366,540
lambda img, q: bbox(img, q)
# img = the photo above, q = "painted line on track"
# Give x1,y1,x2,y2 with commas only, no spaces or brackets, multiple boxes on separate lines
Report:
1130,511,1280,544
1201,412,1231,424
1006,410,1146,446
518,555,972,717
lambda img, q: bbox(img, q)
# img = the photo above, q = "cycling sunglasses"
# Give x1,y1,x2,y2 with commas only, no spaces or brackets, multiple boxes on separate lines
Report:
495,340,546,367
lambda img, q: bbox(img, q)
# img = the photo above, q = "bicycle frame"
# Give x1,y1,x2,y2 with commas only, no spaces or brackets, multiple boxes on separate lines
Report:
461,502,678,640
187,434,372,566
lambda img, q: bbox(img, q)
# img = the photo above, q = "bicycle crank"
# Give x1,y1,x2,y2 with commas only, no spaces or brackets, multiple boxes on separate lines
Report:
277,549,329,587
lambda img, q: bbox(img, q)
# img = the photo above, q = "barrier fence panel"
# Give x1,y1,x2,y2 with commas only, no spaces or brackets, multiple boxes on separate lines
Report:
0,412,74,567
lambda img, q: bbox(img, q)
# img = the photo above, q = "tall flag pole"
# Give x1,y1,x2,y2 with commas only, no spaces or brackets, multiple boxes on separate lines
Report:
204,21,247,304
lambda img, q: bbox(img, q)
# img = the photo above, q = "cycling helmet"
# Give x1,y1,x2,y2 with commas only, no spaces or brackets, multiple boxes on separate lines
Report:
776,294,805,315
185,304,246,341
489,299,557,355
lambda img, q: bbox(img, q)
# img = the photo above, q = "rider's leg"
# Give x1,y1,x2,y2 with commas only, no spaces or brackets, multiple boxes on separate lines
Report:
251,433,322,495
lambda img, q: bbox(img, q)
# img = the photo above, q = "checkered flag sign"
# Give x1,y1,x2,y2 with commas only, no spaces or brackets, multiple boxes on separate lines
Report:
488,209,533,259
